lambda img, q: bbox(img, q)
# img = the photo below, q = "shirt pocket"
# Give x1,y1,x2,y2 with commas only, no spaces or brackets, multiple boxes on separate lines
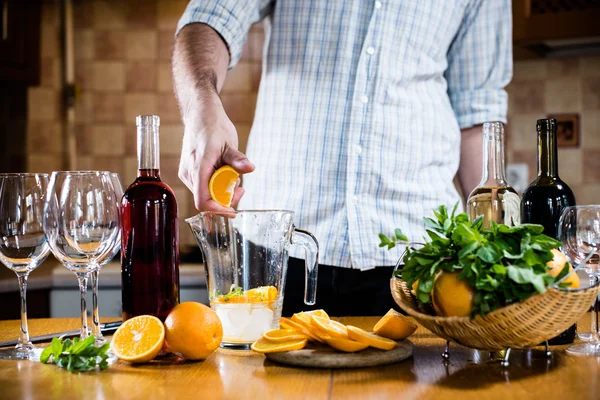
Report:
384,0,468,79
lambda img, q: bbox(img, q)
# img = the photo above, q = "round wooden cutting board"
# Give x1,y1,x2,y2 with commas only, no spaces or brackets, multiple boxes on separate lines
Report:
264,339,413,369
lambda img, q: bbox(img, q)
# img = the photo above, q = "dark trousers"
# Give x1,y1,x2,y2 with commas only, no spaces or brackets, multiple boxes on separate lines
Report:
282,257,400,317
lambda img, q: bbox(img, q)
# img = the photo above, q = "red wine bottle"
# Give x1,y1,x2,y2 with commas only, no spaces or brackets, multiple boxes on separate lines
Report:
521,118,576,345
121,115,180,321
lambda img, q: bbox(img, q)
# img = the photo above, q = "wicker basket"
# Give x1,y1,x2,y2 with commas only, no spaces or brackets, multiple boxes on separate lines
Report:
391,277,600,351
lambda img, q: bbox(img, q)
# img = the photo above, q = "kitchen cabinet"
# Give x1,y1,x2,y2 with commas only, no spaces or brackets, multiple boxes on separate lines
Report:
0,0,41,84
513,0,600,57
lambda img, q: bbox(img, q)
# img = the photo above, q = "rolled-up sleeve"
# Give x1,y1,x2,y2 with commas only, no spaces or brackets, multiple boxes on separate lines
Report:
445,0,513,129
176,0,273,69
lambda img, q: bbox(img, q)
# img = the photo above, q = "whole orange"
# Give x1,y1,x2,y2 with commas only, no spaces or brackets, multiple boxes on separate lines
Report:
164,302,223,360
546,248,580,289
431,271,475,317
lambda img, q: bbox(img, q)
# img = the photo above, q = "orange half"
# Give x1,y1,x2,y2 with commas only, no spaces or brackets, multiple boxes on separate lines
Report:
209,165,239,207
373,309,417,340
111,315,165,363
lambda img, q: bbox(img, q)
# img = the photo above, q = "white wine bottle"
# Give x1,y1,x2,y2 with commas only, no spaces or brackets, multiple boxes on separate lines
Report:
467,122,520,227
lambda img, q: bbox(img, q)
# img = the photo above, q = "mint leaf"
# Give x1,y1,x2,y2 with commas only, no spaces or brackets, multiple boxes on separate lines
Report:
492,264,507,275
458,241,479,258
52,337,63,359
71,335,95,355
40,346,53,364
471,215,484,230
395,228,409,242
39,336,110,373
476,243,502,263
507,265,546,294
452,223,483,247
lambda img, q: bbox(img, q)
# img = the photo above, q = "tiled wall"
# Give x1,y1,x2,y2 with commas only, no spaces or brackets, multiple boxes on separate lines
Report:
27,0,63,175
506,57,600,204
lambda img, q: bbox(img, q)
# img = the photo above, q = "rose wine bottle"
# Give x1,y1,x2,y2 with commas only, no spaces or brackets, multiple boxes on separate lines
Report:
522,118,576,345
467,122,520,227
121,115,180,321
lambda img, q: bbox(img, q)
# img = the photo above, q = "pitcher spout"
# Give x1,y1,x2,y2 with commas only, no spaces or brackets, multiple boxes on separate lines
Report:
184,213,203,235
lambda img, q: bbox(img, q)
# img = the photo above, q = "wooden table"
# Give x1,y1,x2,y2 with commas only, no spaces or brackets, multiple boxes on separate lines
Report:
0,315,598,400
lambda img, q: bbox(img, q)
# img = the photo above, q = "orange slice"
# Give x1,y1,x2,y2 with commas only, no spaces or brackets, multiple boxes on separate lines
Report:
251,337,307,353
291,312,311,326
279,317,322,342
111,315,165,363
346,325,397,351
291,313,325,342
208,165,239,207
263,329,309,343
373,309,417,340
325,338,369,353
305,309,330,319
247,286,278,302
278,317,295,330
310,316,348,340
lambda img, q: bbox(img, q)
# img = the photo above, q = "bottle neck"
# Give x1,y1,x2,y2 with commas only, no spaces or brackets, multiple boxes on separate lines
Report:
137,121,160,173
480,124,508,186
138,169,161,179
537,128,559,178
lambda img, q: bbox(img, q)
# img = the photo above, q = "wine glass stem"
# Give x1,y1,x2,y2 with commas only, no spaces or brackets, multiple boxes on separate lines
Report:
16,272,32,349
76,273,89,340
592,275,600,343
91,270,102,338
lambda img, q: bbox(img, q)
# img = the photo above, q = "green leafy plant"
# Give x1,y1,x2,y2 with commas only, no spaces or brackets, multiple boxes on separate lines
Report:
380,204,568,317
40,336,110,373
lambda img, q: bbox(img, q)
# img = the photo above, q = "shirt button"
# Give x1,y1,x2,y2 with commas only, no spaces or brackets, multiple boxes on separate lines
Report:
352,195,359,204
360,96,369,104
354,144,362,155
366,47,375,55
375,1,382,9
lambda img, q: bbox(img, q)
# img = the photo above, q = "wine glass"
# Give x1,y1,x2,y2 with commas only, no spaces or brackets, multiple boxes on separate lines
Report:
557,205,600,356
0,173,50,360
90,173,123,344
44,171,120,340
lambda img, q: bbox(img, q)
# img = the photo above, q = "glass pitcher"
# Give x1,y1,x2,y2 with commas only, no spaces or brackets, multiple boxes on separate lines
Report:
186,210,319,349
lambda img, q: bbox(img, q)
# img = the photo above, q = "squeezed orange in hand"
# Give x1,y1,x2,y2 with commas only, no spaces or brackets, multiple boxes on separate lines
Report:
209,165,239,207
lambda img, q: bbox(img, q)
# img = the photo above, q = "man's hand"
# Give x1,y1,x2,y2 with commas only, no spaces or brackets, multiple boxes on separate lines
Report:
173,23,254,212
178,99,255,212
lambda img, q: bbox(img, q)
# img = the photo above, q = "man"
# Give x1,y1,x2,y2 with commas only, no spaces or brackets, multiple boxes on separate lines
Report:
174,1,512,316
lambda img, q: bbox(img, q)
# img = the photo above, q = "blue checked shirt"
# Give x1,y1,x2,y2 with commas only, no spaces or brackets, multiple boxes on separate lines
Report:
178,0,512,270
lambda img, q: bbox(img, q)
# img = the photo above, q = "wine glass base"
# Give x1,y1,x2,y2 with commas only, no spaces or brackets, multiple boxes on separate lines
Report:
578,332,593,341
0,347,43,361
565,343,600,356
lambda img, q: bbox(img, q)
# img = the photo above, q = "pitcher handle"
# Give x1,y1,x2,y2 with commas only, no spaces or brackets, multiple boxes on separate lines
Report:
291,227,319,306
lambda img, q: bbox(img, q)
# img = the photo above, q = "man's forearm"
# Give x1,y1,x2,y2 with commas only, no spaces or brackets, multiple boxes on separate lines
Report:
458,124,483,198
173,23,230,125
